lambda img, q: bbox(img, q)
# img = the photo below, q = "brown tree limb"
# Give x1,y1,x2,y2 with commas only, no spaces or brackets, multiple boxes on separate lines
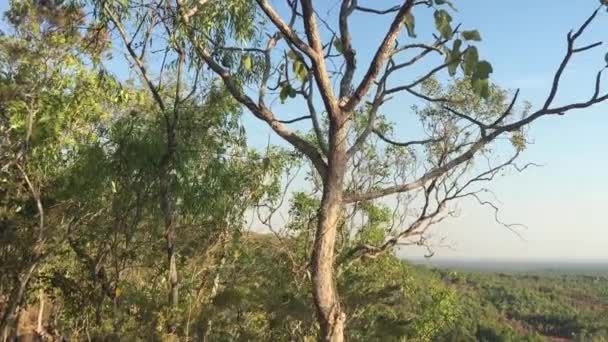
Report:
300,0,341,119
182,28,328,177
342,0,415,112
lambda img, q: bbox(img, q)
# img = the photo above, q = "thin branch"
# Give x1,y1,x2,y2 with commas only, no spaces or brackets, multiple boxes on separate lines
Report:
278,115,312,124
373,129,443,147
489,89,520,128
354,5,400,15
179,19,328,177
300,0,341,118
255,0,316,59
103,4,166,111
339,0,357,99
342,0,415,112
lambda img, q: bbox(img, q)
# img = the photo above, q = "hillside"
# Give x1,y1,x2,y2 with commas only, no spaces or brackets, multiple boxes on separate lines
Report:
428,266,608,341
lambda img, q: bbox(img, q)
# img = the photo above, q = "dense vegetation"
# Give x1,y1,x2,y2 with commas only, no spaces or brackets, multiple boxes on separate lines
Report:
435,268,608,341
10,233,608,341
2,0,607,341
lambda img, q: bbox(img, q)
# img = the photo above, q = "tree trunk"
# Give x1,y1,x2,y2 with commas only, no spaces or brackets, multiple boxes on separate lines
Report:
202,254,226,342
160,157,179,332
311,122,347,342
36,289,44,336
160,122,178,334
0,263,37,342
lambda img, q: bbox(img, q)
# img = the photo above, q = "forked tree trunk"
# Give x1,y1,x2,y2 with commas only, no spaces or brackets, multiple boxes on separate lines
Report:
311,122,348,342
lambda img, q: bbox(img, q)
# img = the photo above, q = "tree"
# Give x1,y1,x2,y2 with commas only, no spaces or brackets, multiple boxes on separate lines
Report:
44,85,270,339
99,1,608,340
133,1,607,340
0,1,119,338
1,1,276,339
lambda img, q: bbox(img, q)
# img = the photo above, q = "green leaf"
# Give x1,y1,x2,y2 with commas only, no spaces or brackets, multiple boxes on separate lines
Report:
293,60,308,82
403,13,416,38
510,130,527,152
434,10,453,40
333,39,343,54
447,39,462,76
279,83,297,103
242,55,253,71
221,54,232,68
461,30,482,41
472,77,490,99
287,50,297,61
474,60,493,80
435,0,457,11
280,84,290,103
462,47,479,76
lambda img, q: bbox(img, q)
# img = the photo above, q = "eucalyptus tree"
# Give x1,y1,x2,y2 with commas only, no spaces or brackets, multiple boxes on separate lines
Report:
0,1,120,338
0,1,275,339
79,0,277,338
45,84,273,339
91,0,608,341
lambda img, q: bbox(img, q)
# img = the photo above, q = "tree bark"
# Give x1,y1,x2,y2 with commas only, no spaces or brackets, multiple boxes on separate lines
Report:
36,289,44,336
311,121,348,342
160,153,179,333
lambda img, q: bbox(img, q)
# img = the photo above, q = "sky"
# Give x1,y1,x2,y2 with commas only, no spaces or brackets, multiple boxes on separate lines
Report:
1,0,605,261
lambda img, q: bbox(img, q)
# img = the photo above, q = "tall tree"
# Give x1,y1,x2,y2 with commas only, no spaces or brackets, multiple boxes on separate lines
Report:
67,0,274,338
150,1,607,341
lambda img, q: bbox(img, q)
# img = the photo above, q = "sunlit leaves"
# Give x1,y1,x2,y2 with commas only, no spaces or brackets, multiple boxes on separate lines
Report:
434,0,457,11
242,54,253,71
279,82,297,103
447,39,462,76
404,12,416,38
510,130,527,152
287,51,308,83
461,30,482,41
434,10,453,40
462,47,479,77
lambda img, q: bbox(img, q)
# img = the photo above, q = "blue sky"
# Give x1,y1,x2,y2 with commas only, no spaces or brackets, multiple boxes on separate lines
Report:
2,0,605,261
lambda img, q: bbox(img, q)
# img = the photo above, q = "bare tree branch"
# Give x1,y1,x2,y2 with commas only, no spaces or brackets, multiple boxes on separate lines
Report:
342,0,415,112
373,129,444,148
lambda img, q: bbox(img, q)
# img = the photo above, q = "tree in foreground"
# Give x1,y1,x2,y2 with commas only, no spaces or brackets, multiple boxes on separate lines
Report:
95,1,608,340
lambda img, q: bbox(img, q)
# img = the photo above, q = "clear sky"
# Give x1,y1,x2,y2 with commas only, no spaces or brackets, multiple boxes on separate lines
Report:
2,0,605,261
